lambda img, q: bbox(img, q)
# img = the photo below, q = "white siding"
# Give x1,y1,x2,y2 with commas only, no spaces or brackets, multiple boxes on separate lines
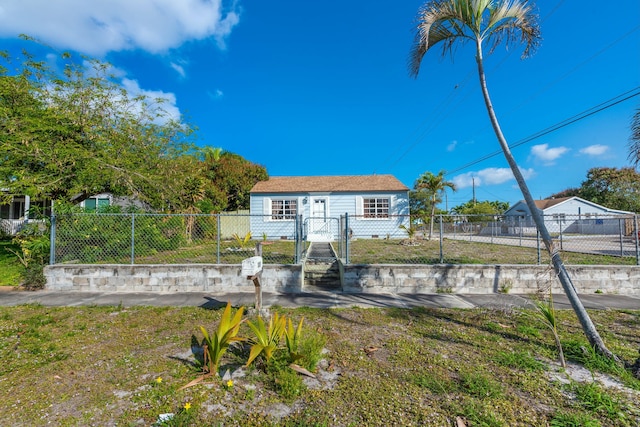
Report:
250,190,410,240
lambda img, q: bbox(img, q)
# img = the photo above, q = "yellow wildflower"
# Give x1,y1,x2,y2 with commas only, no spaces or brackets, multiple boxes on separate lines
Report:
156,377,162,384
226,379,234,388
184,402,191,411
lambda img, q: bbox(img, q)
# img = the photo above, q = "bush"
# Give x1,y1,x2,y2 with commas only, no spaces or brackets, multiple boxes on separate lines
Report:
10,221,50,290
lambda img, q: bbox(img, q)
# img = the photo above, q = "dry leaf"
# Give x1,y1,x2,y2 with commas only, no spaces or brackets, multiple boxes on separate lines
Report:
456,416,467,427
289,363,316,378
363,346,379,356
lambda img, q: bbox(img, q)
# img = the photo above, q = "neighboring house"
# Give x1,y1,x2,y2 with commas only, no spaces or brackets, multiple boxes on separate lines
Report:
503,196,634,235
249,175,410,242
0,195,51,236
0,192,138,236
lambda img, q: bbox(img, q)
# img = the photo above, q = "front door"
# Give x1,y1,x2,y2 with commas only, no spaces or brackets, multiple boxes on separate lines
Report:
307,198,333,241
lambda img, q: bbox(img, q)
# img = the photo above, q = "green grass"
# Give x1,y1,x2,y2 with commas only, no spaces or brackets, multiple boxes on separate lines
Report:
0,305,638,426
348,238,637,265
0,240,23,286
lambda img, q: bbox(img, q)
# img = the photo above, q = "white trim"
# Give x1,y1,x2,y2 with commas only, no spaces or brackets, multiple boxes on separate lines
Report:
359,196,391,220
268,197,298,222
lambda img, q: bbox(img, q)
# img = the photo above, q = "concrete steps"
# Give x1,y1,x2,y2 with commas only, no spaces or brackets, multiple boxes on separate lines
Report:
304,243,341,291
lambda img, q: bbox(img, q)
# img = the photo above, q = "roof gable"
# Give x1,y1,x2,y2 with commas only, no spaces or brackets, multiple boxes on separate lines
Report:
533,197,571,210
250,175,409,193
506,196,634,215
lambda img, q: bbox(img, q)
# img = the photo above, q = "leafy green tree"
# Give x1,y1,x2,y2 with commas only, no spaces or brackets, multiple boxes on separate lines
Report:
0,49,195,209
452,200,509,216
414,170,456,240
205,152,268,211
577,167,640,213
409,0,617,360
547,188,579,199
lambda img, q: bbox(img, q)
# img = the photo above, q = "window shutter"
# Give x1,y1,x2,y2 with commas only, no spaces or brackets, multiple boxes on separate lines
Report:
356,196,363,216
263,198,271,217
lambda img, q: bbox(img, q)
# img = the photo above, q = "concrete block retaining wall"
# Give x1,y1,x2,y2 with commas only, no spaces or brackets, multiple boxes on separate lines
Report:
45,264,303,294
45,264,640,295
342,264,640,295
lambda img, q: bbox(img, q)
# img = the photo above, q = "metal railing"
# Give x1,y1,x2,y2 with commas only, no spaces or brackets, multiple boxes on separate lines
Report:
49,212,640,265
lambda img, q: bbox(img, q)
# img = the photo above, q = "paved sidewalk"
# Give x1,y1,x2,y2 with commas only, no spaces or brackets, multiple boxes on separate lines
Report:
0,288,638,310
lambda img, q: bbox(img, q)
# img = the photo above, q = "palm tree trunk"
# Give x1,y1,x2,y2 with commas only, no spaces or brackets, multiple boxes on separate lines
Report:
474,39,618,361
429,195,436,240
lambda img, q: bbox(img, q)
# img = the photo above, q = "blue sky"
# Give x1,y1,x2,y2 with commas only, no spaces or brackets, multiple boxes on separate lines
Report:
1,0,639,209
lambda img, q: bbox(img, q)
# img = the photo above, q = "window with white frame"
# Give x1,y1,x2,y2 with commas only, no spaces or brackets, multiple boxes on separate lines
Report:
271,199,297,220
363,198,389,219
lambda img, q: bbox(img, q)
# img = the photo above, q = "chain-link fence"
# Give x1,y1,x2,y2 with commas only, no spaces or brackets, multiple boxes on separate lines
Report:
50,213,300,265
343,213,640,265
50,212,640,266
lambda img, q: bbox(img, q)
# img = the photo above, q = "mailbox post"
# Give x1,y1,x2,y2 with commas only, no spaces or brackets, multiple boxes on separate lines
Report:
241,243,264,311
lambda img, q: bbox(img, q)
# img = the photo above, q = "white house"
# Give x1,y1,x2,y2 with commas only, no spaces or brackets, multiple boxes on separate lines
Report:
0,193,131,235
503,196,634,235
249,175,410,241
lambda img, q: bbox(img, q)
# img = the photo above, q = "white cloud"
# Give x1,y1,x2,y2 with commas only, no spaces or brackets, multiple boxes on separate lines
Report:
121,78,181,122
207,89,224,100
579,144,609,156
452,167,535,189
529,144,569,164
0,0,241,56
170,62,186,78
447,140,458,152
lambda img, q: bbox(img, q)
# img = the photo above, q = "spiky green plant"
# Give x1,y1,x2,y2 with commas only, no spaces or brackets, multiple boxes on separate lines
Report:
232,231,253,249
246,312,286,367
180,302,246,390
200,302,246,375
534,291,566,368
284,317,304,363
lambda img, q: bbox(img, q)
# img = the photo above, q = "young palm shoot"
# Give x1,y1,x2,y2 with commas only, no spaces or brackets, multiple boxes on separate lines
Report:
534,291,566,368
285,317,304,364
180,302,245,390
246,312,286,367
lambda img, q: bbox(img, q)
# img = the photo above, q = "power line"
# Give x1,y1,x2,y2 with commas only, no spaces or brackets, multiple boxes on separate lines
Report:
445,86,640,176
382,11,639,173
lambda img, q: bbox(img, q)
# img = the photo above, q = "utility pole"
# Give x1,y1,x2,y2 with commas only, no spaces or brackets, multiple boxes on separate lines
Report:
445,190,448,212
472,177,476,206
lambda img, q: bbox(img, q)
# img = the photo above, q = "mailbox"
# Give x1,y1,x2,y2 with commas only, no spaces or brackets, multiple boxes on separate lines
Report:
241,256,263,277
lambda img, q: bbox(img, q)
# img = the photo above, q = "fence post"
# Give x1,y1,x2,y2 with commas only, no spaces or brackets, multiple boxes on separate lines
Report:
619,218,624,257
130,213,135,264
439,215,444,263
518,216,522,247
216,214,221,264
635,214,640,266
345,213,350,265
49,213,56,265
294,214,300,264
536,229,541,265
558,219,563,250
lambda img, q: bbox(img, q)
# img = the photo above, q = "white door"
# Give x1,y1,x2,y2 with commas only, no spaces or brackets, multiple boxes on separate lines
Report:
308,198,332,241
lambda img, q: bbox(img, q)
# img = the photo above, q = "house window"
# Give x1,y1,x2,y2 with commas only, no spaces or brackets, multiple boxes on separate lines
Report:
84,197,110,212
552,213,566,223
363,198,389,219
271,199,297,220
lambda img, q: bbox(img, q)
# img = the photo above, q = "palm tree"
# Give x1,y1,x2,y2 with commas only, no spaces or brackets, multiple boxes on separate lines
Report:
409,0,617,360
415,170,456,240
201,146,223,167
628,107,640,166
